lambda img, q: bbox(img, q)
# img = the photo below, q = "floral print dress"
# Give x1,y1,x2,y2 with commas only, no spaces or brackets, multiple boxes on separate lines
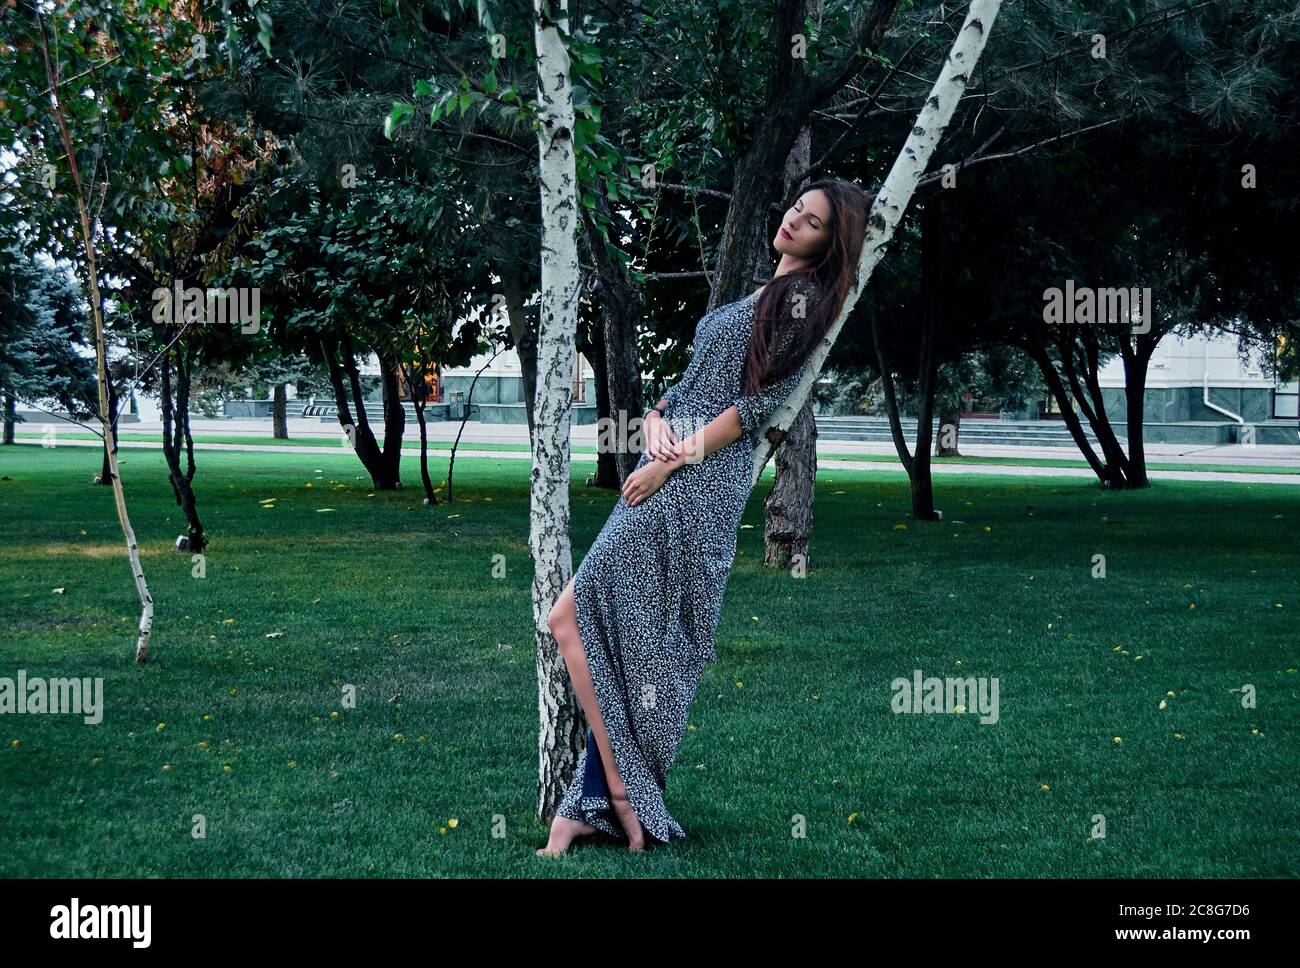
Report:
553,280,823,844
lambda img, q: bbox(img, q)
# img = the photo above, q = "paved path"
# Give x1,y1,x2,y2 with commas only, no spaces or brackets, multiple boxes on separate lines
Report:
17,415,1300,466
17,436,1300,486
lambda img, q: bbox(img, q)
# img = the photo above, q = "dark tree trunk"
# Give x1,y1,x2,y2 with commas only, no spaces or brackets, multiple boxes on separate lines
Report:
272,382,288,439
1060,332,1133,485
499,264,538,450
377,350,406,489
763,400,818,568
413,397,437,505
935,403,962,457
175,351,205,550
581,194,647,487
712,134,803,311
1060,330,1132,487
910,342,939,520
1021,337,1112,483
159,336,206,552
322,337,360,437
321,334,402,490
587,312,622,488
446,353,499,505
1120,336,1156,488
871,202,945,521
873,317,909,454
907,200,946,521
708,0,900,310
871,324,939,522
2,390,14,445
764,120,818,562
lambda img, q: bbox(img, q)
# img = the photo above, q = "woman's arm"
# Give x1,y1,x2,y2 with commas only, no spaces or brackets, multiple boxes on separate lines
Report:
646,364,808,475
621,407,745,506
666,406,744,468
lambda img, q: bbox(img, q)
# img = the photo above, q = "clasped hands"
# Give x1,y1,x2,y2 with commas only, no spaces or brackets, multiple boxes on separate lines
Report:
620,410,695,507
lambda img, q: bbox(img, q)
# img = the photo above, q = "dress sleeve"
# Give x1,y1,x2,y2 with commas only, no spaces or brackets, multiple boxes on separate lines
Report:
661,379,686,412
733,360,809,439
732,280,823,439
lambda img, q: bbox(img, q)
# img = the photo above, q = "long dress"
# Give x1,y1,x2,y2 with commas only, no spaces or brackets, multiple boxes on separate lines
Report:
553,280,822,844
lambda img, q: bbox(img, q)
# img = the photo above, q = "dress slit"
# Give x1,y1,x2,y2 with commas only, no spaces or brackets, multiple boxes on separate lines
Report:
558,571,670,841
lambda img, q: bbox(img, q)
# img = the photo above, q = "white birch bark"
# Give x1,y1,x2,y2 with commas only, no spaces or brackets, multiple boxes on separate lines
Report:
37,15,155,664
751,0,1005,485
530,0,585,818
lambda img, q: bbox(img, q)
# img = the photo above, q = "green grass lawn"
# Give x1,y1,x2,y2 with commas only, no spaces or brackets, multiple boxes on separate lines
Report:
0,444,1296,877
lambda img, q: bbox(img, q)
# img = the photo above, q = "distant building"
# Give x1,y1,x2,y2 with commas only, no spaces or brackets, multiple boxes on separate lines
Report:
435,346,598,424
1094,331,1297,443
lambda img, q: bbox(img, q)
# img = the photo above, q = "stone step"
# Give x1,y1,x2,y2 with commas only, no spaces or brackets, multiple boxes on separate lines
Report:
813,417,1106,443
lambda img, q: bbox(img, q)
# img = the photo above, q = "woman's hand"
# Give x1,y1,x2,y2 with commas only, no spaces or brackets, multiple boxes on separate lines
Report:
621,457,674,507
643,410,681,462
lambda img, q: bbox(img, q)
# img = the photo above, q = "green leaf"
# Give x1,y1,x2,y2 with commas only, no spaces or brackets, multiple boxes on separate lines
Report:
383,102,415,140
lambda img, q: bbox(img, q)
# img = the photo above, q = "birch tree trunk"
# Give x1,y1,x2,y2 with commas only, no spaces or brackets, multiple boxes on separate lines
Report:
37,14,154,663
531,0,585,823
751,0,1006,485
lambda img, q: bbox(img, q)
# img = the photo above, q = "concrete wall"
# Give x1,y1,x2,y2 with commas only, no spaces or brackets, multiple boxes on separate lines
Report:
440,374,596,407
1100,386,1276,424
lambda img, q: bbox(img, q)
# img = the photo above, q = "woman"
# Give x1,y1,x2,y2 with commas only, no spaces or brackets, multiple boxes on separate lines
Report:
537,178,870,855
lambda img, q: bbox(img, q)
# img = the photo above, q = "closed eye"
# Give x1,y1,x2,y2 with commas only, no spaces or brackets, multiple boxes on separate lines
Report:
795,200,822,230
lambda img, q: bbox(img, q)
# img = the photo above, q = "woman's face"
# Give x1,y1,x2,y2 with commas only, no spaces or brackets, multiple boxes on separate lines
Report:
773,189,832,259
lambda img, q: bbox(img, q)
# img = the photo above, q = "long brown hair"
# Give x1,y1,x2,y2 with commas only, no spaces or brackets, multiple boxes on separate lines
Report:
742,178,872,394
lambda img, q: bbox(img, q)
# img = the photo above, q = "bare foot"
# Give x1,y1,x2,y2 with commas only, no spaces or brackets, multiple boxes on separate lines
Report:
535,815,599,856
610,792,647,852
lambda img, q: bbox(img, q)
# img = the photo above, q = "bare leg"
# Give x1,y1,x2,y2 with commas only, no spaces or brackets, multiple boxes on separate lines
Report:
539,575,647,853
535,574,601,856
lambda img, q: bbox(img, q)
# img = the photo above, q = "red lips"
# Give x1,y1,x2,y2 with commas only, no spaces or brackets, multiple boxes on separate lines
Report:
780,227,792,240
